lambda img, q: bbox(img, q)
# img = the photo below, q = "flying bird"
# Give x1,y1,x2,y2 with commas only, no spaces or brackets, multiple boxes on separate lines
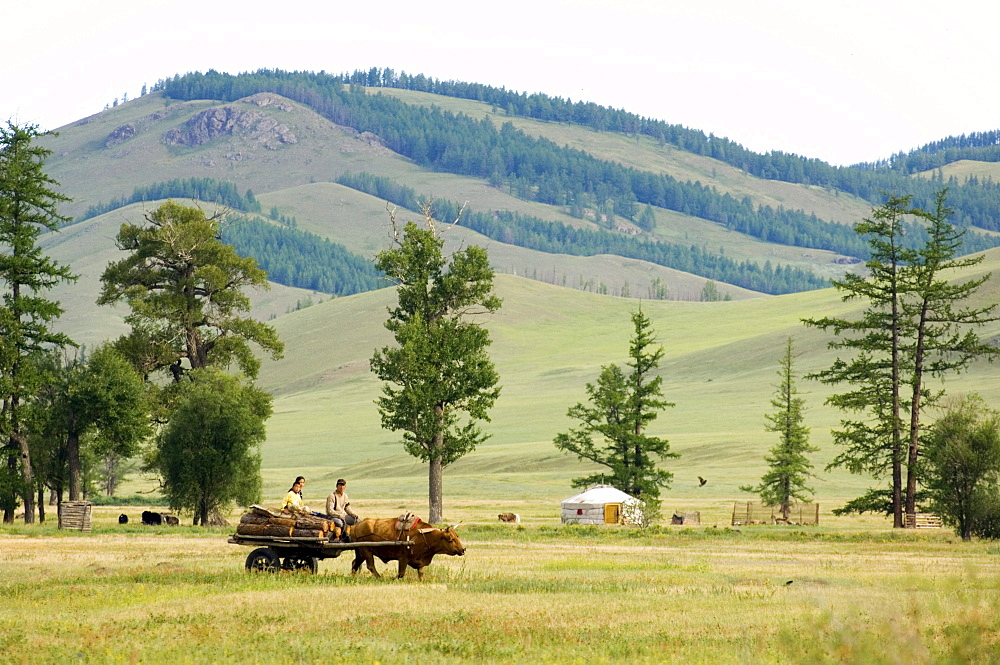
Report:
698,476,707,486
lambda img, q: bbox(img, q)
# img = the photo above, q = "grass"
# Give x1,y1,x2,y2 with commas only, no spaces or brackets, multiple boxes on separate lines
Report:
2,513,998,664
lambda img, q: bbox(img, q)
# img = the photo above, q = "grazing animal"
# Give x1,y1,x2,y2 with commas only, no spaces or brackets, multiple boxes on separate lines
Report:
350,517,466,580
118,514,129,525
141,510,162,526
698,476,707,486
163,514,179,526
497,512,520,523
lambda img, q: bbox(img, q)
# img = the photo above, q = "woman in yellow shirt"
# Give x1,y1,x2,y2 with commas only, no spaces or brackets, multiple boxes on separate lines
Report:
281,476,310,514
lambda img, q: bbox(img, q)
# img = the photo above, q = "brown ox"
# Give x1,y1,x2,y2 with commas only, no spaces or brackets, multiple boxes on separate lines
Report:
349,517,465,580
497,512,520,523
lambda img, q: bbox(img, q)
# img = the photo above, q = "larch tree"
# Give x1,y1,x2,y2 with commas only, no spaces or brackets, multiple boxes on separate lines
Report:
900,190,998,515
371,203,502,525
98,201,282,523
0,122,77,523
554,309,676,507
803,195,915,527
805,190,996,527
740,337,817,520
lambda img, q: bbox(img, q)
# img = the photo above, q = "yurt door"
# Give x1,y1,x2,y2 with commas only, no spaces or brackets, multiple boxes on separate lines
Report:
604,503,621,524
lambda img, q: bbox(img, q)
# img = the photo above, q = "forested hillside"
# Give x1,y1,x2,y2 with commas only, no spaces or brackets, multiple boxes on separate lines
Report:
41,67,1000,304
335,68,1000,229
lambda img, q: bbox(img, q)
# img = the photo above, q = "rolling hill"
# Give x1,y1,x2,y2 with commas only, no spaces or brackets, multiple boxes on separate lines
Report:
28,69,1000,510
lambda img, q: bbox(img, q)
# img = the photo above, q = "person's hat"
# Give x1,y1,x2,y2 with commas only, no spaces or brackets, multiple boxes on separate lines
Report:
336,479,346,486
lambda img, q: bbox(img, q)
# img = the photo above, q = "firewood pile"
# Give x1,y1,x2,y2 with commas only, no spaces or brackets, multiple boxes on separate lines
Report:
58,501,93,532
236,505,336,538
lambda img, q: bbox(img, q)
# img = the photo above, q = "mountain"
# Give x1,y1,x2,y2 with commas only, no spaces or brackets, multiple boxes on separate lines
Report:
31,69,1000,501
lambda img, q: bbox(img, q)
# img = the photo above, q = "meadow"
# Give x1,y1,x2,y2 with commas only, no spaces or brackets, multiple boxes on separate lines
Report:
2,504,999,665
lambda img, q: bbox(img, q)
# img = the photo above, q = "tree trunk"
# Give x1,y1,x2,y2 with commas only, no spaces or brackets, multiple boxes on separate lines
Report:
67,428,82,501
3,448,16,523
428,405,445,524
906,302,929,517
889,229,904,529
13,428,34,524
198,497,209,527
429,456,443,524
37,486,45,523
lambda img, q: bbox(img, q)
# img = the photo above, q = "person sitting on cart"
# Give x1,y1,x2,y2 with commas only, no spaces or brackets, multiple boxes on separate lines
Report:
326,478,359,542
281,476,311,515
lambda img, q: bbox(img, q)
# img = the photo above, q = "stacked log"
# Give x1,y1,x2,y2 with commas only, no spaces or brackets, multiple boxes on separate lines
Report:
235,508,333,538
58,501,93,532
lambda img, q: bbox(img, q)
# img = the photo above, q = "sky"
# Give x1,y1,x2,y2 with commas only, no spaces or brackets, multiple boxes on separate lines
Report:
4,0,999,166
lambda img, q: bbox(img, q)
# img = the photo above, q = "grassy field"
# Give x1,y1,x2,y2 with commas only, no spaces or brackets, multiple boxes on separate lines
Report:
2,507,999,664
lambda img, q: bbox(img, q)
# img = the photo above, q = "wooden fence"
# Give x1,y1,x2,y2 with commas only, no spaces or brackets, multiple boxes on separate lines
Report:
905,513,942,529
732,502,819,526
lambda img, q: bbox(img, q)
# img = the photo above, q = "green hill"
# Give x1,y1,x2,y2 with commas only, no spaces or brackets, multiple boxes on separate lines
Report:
252,249,1000,505
29,70,1000,513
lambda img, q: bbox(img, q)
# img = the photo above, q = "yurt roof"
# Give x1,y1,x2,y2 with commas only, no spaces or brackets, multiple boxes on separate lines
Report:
561,485,637,508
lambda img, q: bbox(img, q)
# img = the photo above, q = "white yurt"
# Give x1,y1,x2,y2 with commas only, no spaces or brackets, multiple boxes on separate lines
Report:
560,485,642,524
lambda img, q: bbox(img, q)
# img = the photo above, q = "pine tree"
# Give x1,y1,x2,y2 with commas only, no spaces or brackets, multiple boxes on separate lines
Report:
803,195,914,527
0,123,77,523
805,191,997,526
901,190,998,515
554,309,677,506
740,338,817,519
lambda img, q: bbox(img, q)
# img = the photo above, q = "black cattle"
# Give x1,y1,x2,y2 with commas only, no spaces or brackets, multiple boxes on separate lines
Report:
141,510,163,526
118,514,129,524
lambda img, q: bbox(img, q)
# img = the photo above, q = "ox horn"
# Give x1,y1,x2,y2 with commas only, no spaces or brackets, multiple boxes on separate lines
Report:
447,521,464,530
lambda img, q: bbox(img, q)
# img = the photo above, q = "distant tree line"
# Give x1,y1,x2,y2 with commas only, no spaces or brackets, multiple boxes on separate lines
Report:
220,216,383,296
863,131,1000,174
78,177,261,223
337,172,827,294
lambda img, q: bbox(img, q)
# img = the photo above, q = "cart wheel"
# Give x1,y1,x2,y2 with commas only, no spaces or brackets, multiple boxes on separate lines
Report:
282,555,319,574
245,547,280,572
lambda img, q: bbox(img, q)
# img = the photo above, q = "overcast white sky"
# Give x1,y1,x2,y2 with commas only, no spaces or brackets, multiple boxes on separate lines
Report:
4,0,998,166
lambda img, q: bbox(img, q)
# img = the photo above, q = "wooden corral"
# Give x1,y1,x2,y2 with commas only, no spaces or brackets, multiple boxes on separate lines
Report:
905,513,942,529
732,502,819,526
671,511,701,525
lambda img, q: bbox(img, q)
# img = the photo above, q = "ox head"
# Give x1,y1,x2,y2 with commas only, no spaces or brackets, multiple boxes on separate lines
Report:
441,526,466,556
420,526,466,556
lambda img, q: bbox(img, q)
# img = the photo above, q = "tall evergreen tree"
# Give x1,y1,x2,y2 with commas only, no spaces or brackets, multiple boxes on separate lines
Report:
0,123,77,523
805,190,996,526
740,337,817,519
554,309,677,505
901,190,998,515
370,204,502,524
803,195,914,527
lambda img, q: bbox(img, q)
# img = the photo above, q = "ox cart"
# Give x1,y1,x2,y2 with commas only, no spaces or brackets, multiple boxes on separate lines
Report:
228,534,412,574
